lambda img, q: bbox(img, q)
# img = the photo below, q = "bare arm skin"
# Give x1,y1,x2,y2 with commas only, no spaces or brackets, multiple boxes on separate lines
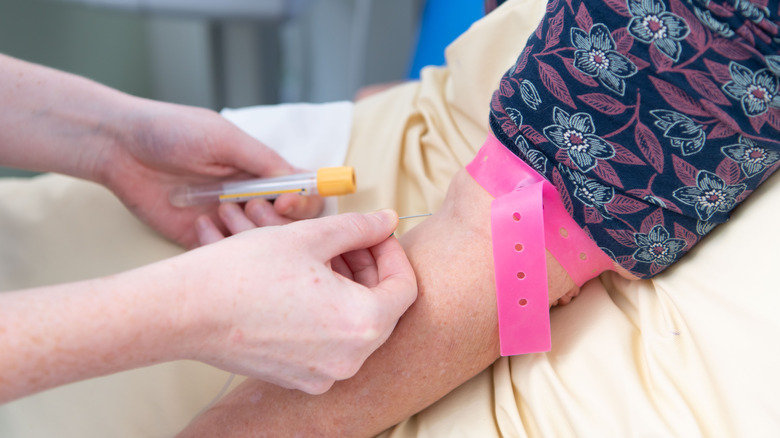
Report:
178,168,580,437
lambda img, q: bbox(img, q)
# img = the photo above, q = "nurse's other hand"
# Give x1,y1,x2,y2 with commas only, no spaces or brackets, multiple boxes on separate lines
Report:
195,197,312,245
175,210,417,394
98,99,323,248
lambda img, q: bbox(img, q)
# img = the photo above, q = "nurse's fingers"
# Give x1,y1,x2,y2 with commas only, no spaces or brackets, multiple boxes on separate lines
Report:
367,235,418,319
245,199,293,227
195,215,226,246
273,193,324,220
218,203,259,235
339,248,380,288
330,255,354,281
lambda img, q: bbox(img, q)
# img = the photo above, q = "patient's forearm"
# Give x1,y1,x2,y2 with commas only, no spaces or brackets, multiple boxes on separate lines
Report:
178,169,579,436
178,170,501,437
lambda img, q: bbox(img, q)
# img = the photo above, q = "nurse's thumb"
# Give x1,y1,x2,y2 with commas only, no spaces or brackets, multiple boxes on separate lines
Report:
309,210,399,258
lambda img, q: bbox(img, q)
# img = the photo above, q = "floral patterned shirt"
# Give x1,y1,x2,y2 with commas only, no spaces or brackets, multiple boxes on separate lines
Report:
490,0,780,278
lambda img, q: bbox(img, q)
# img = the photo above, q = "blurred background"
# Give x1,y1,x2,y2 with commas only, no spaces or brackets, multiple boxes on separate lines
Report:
0,0,484,176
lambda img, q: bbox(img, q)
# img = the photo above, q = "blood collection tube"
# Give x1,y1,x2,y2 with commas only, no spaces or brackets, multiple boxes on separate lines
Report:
169,166,356,207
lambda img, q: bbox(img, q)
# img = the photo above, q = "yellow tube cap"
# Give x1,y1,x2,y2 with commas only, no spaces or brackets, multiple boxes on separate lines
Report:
316,166,356,197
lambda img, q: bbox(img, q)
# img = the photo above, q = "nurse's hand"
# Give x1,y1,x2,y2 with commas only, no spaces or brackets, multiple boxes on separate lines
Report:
173,209,417,394
0,209,415,403
195,198,323,245
97,99,323,248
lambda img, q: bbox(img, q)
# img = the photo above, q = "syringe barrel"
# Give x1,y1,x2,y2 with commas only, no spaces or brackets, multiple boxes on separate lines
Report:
169,167,355,207
169,173,317,207
219,173,319,203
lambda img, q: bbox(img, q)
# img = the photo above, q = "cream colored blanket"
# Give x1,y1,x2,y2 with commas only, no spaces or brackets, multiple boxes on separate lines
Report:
1,1,778,436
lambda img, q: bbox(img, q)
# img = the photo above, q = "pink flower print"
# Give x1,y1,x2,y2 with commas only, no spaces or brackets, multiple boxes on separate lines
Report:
721,136,780,178
510,132,550,174
558,164,615,219
694,6,734,38
722,61,780,117
734,0,768,23
643,194,667,208
650,109,706,156
572,23,638,95
696,219,717,235
520,79,542,110
633,224,687,265
767,55,780,76
627,0,690,62
544,106,616,172
672,170,747,221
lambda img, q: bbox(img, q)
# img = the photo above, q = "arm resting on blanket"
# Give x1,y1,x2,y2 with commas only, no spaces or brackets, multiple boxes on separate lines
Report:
178,168,579,437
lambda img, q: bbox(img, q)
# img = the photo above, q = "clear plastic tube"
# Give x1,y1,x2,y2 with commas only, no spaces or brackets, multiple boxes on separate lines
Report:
169,167,355,207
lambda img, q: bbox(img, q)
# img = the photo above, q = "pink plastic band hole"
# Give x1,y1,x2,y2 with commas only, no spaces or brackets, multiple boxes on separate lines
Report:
518,298,528,306
512,212,521,221
516,272,526,280
515,243,524,252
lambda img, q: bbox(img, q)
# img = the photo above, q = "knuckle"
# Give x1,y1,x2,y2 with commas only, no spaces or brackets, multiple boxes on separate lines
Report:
343,212,373,237
301,378,335,395
325,309,386,381
347,307,384,344
328,357,364,381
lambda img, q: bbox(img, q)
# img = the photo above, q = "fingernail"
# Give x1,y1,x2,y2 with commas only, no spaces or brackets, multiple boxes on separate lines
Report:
195,215,210,232
222,202,241,217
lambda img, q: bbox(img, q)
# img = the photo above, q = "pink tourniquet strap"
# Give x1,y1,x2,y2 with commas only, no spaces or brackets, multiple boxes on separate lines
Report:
490,182,551,355
466,135,614,356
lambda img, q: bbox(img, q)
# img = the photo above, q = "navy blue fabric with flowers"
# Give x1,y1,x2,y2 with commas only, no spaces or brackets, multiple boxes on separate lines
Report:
490,0,780,278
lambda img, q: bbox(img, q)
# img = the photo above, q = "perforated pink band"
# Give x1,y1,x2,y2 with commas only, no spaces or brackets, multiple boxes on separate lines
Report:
466,135,614,356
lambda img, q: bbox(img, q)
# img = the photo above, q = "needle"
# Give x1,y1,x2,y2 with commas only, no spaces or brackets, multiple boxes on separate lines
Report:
389,213,431,237
398,213,432,220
